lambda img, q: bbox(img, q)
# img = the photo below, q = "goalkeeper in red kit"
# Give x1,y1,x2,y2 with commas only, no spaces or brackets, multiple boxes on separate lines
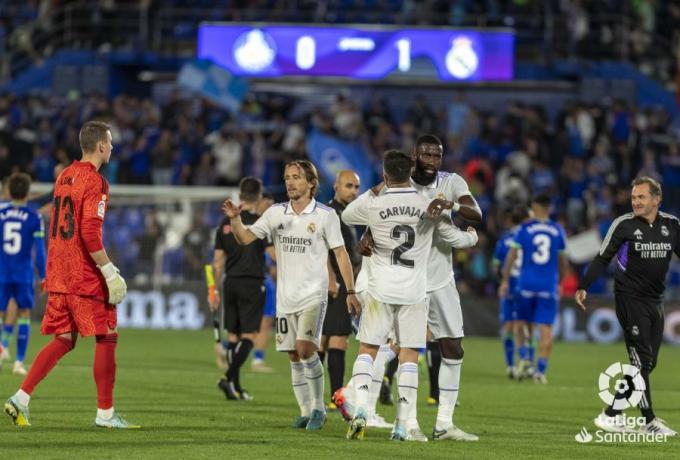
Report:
4,121,138,429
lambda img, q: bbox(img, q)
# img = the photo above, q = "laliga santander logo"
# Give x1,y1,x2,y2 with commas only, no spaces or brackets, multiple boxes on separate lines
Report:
598,362,646,410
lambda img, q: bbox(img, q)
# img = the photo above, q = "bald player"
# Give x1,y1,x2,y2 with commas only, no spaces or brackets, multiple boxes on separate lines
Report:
320,170,362,408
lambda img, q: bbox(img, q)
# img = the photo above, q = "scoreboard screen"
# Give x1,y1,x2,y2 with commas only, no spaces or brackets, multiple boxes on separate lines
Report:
197,24,514,82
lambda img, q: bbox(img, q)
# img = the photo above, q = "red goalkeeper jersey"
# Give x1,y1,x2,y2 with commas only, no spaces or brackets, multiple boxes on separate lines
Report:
44,161,110,300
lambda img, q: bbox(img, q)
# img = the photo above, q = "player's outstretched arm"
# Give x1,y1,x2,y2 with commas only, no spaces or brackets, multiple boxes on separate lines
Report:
341,191,371,226
457,195,482,222
427,195,482,222
435,215,478,248
222,199,258,245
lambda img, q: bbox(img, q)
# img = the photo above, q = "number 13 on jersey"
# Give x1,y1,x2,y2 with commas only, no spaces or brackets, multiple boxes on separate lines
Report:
51,195,75,240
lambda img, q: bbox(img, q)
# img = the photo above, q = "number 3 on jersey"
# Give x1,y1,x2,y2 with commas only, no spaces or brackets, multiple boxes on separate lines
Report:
531,234,551,265
391,225,415,268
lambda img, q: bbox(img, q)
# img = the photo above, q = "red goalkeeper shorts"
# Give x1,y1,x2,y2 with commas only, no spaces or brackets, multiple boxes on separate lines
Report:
42,293,117,337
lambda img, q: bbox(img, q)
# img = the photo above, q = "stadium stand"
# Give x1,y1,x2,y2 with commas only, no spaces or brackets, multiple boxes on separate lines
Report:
0,0,679,299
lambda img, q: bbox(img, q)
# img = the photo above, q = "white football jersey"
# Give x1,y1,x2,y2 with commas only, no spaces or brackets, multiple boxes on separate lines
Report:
343,187,477,305
412,171,478,292
249,198,344,314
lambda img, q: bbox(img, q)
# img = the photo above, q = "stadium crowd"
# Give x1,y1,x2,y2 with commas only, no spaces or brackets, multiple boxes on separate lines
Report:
1,87,680,297
2,1,679,84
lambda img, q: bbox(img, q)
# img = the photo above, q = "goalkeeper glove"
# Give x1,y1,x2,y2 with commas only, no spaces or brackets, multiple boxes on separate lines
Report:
99,262,127,304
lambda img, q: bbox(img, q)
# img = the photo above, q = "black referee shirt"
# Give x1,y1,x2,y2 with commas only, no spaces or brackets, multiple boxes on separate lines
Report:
328,199,361,286
214,211,271,279
580,211,680,300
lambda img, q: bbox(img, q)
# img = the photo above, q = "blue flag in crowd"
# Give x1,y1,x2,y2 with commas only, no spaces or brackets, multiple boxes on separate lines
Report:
306,129,375,192
177,59,249,115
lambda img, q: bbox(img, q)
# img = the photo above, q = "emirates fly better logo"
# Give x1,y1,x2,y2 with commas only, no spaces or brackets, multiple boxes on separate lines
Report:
598,362,646,410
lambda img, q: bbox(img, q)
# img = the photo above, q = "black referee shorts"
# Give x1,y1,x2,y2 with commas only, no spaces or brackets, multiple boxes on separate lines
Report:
223,278,265,335
322,285,352,336
614,293,664,371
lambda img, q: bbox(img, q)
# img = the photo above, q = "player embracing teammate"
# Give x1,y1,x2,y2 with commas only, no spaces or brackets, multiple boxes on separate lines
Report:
343,149,478,441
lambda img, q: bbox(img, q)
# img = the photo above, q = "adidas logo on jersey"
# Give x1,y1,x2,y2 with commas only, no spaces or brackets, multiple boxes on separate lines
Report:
278,224,284,230
358,385,369,392
398,397,409,404
634,229,643,240
305,329,313,336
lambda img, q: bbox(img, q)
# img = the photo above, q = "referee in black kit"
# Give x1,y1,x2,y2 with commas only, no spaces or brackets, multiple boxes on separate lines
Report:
576,177,678,436
211,177,273,402
319,170,362,408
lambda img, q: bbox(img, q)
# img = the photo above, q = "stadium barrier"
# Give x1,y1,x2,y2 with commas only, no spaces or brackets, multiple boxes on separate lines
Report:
28,284,680,344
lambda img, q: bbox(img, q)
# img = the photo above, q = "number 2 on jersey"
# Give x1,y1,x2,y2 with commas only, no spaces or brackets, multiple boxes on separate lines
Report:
51,195,75,240
531,234,551,265
390,225,415,268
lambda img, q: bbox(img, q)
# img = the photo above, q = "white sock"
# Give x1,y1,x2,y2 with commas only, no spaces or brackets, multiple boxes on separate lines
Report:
97,407,114,420
397,362,419,429
367,345,395,416
290,361,311,417
300,355,325,412
14,389,30,407
350,353,374,415
436,357,462,430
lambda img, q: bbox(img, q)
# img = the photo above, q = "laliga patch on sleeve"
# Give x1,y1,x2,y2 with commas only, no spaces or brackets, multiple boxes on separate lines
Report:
223,225,231,234
97,200,106,218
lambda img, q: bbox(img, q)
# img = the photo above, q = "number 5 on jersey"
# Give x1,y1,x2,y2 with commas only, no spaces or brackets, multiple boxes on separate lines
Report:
3,221,22,254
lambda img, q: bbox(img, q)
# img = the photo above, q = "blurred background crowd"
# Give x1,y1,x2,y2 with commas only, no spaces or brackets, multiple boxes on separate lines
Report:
1,0,680,298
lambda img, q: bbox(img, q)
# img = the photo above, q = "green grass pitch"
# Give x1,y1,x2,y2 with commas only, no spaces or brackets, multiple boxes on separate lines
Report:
1,328,678,459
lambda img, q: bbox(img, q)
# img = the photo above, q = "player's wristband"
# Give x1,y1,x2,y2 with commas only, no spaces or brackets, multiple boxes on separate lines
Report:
451,202,461,212
98,262,118,280
346,290,356,295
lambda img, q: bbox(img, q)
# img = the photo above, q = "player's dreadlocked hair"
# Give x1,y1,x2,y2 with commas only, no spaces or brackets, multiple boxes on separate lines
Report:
285,160,320,197
79,120,111,154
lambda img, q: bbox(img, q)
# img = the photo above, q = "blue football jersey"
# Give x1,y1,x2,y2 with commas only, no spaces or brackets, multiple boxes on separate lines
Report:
0,203,46,283
512,218,566,296
493,229,522,293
